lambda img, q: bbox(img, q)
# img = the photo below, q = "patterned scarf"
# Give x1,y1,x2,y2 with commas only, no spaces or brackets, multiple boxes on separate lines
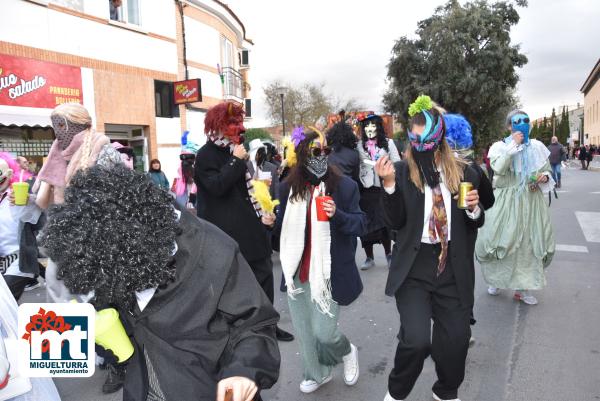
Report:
366,139,378,160
209,135,262,217
428,184,449,276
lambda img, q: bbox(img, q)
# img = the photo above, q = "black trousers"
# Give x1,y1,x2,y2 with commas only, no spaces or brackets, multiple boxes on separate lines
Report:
3,274,35,301
248,256,274,304
388,243,471,400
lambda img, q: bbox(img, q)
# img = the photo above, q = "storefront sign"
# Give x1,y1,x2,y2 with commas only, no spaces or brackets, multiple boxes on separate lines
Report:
173,79,202,104
0,54,83,109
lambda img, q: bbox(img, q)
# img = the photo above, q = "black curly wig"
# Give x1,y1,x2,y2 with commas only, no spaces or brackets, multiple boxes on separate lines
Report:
40,164,179,311
359,115,389,153
326,122,358,151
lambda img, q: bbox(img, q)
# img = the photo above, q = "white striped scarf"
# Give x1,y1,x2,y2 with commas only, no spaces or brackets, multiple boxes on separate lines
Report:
209,135,262,218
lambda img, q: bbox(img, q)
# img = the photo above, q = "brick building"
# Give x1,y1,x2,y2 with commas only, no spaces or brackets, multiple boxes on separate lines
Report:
581,58,600,146
0,0,253,181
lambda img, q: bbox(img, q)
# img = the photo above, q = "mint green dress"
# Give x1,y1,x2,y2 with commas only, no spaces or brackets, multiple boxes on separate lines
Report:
475,139,555,290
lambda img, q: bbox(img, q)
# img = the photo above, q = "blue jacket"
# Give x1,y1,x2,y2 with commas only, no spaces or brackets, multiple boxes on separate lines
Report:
276,174,367,306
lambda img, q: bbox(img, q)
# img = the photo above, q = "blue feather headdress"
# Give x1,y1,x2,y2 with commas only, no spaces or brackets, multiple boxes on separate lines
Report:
443,114,473,150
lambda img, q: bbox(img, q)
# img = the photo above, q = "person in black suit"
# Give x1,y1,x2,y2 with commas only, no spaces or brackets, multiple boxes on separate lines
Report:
194,102,293,342
325,122,361,183
376,97,484,401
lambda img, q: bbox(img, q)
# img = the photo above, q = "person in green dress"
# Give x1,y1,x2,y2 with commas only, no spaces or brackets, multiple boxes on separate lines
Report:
475,109,555,305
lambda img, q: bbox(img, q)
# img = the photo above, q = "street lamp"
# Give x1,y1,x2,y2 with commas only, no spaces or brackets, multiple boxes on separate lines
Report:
274,86,287,137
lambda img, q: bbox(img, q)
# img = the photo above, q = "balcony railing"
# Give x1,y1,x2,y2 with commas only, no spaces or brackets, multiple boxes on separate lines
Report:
222,67,246,102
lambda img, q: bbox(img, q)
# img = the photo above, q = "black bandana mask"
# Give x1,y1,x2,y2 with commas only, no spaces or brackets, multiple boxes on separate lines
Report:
51,115,90,150
305,155,328,179
412,150,440,189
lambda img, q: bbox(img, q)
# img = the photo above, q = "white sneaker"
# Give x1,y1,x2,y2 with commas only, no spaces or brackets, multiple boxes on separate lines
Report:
487,286,500,296
514,290,538,305
433,392,461,401
299,372,333,393
360,258,375,270
384,391,403,401
342,343,359,385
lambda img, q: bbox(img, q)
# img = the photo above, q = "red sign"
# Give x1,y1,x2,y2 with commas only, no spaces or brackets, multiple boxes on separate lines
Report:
0,54,83,109
173,79,202,104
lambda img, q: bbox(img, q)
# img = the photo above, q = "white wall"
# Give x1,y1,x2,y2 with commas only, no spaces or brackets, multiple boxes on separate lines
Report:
186,0,244,45
2,0,177,74
185,110,207,148
157,146,180,187
155,116,181,145
184,16,221,67
155,116,183,186
187,67,222,100
81,67,96,125
140,0,177,40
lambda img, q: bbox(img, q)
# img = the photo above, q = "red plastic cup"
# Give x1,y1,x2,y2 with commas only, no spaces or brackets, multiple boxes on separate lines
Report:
315,195,333,221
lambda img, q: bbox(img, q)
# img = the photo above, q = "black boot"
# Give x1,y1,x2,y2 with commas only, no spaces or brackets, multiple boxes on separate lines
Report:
275,326,294,342
102,363,126,394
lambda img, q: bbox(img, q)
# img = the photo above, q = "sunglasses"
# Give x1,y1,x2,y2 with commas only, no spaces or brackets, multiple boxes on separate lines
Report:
180,154,196,161
512,117,530,124
309,147,331,157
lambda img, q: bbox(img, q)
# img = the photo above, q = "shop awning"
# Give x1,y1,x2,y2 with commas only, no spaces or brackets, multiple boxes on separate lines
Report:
0,106,52,128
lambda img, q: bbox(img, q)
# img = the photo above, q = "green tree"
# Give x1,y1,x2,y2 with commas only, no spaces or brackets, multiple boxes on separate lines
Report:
558,106,570,144
244,128,272,146
383,0,528,151
530,120,539,139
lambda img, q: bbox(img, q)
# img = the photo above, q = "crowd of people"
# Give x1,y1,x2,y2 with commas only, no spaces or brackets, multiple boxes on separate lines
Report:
0,96,558,401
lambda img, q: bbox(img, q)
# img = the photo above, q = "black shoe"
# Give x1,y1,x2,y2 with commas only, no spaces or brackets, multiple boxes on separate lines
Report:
23,277,41,292
276,327,294,342
102,363,126,394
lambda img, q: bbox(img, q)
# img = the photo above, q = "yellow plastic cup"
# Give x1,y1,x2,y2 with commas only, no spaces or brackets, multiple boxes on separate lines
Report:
95,308,134,363
12,182,29,205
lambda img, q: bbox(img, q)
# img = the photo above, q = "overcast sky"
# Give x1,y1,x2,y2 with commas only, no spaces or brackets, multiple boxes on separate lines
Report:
225,0,600,127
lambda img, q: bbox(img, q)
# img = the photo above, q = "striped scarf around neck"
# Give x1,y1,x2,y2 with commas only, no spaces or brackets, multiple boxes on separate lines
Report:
209,135,262,217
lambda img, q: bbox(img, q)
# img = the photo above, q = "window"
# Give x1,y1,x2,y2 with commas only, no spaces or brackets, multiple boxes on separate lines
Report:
126,0,141,25
108,0,141,26
154,80,179,118
221,37,234,69
240,50,250,68
244,98,252,118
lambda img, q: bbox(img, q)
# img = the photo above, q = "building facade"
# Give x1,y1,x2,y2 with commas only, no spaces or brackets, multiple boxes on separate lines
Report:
567,105,584,145
581,58,600,146
0,0,253,181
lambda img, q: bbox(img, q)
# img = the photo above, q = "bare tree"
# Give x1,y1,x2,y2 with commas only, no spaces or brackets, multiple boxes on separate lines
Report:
264,81,364,131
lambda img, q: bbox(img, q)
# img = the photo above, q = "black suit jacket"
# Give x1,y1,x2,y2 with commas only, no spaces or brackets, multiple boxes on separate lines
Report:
382,161,485,307
122,211,280,401
194,141,271,262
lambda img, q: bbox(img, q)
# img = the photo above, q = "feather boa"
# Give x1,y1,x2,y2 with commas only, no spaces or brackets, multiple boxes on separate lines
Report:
251,179,279,213
280,183,333,316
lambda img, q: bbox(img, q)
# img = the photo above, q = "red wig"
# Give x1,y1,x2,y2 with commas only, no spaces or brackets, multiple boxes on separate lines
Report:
204,102,245,136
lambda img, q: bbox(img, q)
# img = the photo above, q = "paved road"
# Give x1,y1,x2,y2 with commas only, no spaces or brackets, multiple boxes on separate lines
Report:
20,166,600,401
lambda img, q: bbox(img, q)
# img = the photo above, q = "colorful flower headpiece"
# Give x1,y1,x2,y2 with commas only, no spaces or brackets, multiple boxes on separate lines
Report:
291,126,306,148
407,95,444,152
408,95,433,117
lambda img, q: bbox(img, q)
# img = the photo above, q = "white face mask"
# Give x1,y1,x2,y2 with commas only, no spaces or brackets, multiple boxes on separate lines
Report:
365,122,377,139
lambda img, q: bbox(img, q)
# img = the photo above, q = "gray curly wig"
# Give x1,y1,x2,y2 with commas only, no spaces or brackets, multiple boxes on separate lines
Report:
40,164,179,311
